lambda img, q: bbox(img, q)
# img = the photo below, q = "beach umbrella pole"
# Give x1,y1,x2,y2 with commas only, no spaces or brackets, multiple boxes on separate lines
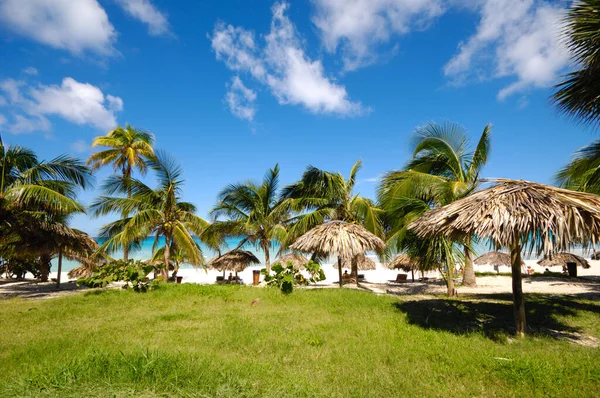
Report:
337,257,342,288
510,242,526,337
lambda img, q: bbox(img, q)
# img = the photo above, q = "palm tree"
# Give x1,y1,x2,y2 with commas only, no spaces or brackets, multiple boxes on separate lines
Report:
281,160,383,278
210,165,288,273
90,151,209,280
1,139,90,217
553,0,600,125
556,140,600,194
378,122,491,287
87,124,155,260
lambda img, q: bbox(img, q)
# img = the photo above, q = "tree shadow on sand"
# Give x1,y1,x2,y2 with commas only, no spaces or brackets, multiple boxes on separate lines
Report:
394,293,600,344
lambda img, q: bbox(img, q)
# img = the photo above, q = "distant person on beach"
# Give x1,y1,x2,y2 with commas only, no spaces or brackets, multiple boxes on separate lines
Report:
228,272,233,283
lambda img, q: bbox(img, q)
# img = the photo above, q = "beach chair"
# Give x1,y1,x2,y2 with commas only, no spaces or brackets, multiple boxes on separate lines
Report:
388,273,408,284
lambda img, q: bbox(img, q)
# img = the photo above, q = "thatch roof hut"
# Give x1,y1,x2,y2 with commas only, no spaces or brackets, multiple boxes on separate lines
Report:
290,221,385,287
275,253,309,269
333,254,376,270
409,179,600,336
537,253,591,269
474,251,523,267
208,250,260,274
386,254,419,272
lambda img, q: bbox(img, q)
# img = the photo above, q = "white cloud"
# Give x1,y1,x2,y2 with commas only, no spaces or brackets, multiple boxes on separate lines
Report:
225,76,257,121
210,2,365,118
22,67,38,76
0,114,6,126
311,0,445,71
444,0,569,100
70,140,89,153
114,0,171,36
0,0,116,56
0,77,123,134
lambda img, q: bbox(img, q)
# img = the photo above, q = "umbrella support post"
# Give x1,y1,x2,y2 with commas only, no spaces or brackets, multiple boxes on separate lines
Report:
510,243,526,337
337,257,343,288
411,269,414,282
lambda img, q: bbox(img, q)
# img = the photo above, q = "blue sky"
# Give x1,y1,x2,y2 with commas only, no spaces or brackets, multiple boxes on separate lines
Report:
0,0,591,235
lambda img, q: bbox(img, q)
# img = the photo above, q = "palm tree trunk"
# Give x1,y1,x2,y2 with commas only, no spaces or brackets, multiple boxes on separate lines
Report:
123,166,131,262
446,262,455,296
56,246,62,289
351,255,358,286
337,257,343,288
510,243,526,337
462,245,476,287
264,244,271,273
39,253,51,282
411,269,415,282
162,238,170,281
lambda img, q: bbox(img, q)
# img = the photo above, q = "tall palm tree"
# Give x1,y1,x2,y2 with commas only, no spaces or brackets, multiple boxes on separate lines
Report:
556,140,600,194
553,0,600,125
210,165,288,273
87,124,155,260
378,122,491,287
90,151,209,280
282,160,383,278
1,139,90,217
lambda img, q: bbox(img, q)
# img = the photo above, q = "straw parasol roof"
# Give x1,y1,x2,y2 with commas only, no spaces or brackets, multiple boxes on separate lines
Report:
275,253,309,269
290,221,385,287
208,250,260,273
474,251,523,267
409,179,600,336
409,179,600,255
386,254,419,272
290,221,385,260
537,253,591,269
333,254,376,270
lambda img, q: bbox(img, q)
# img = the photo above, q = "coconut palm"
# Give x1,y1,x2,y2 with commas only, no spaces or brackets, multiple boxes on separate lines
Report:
282,160,383,277
1,139,90,217
553,0,600,125
90,151,209,280
87,124,155,260
378,122,491,287
556,140,600,194
209,165,288,273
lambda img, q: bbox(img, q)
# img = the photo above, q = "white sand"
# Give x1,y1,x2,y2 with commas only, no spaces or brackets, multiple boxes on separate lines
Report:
44,256,600,296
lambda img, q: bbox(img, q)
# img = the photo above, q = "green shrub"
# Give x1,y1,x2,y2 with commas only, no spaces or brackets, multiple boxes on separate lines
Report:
261,260,326,294
76,260,156,292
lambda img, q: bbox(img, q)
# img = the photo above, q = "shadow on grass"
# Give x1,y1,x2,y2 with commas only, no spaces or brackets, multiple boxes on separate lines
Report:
394,294,600,342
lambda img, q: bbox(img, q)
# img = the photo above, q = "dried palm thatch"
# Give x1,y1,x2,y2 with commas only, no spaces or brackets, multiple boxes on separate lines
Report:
290,221,385,287
386,254,420,272
290,221,385,259
409,179,600,336
409,179,600,255
208,250,260,273
332,254,376,270
275,253,309,269
474,251,523,267
538,253,591,269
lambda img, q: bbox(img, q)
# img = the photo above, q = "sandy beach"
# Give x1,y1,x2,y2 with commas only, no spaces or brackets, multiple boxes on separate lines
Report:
1,257,586,300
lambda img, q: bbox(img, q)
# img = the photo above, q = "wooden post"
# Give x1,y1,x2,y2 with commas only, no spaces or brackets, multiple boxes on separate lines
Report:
56,246,63,289
510,243,526,337
337,257,343,288
411,269,414,282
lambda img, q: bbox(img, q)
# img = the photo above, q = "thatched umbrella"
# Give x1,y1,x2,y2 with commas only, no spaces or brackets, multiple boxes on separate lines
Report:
208,250,260,278
387,254,419,281
275,253,310,269
409,179,600,336
290,221,385,287
333,254,376,270
474,251,524,267
537,253,591,269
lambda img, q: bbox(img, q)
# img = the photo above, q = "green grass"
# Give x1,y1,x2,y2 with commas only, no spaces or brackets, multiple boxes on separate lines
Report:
1,284,600,397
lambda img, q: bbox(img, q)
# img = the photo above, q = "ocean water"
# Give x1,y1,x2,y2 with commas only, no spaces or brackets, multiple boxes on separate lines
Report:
53,237,284,272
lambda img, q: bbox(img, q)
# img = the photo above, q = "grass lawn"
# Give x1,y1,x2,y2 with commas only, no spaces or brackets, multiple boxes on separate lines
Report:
1,284,600,397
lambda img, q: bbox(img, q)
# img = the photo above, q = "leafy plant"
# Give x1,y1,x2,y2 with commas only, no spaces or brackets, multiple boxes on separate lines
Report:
261,261,325,294
77,260,156,292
